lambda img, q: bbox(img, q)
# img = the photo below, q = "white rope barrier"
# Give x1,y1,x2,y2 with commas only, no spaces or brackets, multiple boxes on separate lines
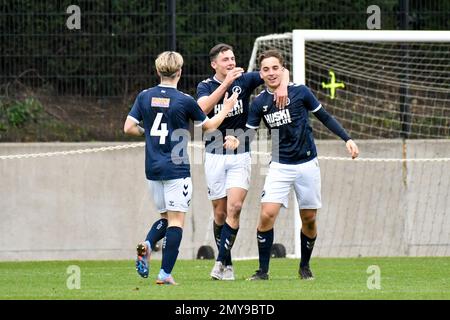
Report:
1,142,449,162
0,142,145,160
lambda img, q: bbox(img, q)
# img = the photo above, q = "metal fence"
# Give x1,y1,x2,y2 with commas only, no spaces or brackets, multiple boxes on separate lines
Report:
0,0,449,98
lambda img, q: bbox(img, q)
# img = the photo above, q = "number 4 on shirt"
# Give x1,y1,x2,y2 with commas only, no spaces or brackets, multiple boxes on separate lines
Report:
151,112,169,144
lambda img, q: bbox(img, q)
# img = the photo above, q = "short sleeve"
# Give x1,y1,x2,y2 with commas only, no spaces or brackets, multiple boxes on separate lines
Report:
196,81,211,100
302,85,322,113
186,97,208,127
128,94,143,123
242,71,264,90
246,101,263,129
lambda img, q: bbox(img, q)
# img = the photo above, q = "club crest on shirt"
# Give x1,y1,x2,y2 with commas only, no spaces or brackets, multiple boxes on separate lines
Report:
232,86,242,95
151,97,170,108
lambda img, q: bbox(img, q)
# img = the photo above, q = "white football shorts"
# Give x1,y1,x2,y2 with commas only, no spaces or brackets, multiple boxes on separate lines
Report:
147,177,193,213
261,157,322,209
204,152,251,200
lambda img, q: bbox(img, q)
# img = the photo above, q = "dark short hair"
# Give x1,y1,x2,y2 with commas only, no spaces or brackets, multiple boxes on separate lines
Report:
209,43,234,61
258,49,284,67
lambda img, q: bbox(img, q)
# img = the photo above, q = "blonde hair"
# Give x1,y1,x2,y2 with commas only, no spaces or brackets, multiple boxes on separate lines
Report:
155,51,183,78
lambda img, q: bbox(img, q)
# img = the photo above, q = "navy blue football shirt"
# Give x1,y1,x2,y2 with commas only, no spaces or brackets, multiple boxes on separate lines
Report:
197,71,264,154
246,84,322,164
128,84,207,180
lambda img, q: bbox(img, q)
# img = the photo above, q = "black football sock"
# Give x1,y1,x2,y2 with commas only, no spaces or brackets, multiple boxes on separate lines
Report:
257,229,274,273
217,222,238,265
161,226,183,274
300,231,316,268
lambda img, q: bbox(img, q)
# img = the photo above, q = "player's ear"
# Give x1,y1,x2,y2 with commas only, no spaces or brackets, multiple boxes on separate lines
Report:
211,60,217,70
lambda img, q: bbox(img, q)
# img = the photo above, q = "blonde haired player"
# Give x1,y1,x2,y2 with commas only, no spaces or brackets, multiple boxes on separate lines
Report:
124,51,239,285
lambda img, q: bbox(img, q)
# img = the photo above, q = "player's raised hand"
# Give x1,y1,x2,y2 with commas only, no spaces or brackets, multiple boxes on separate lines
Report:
223,135,240,150
274,85,288,109
222,91,239,113
346,139,359,159
224,67,244,86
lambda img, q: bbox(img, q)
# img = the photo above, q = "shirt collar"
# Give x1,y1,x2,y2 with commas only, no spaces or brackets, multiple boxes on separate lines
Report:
213,75,223,84
265,87,275,95
158,84,177,89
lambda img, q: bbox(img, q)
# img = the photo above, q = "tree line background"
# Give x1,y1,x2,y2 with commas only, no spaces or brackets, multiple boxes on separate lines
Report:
1,0,448,98
0,0,448,141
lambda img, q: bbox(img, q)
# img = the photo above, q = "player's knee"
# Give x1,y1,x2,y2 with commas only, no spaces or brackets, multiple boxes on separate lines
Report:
258,213,275,231
304,222,316,232
301,214,316,229
261,210,277,223
228,201,243,216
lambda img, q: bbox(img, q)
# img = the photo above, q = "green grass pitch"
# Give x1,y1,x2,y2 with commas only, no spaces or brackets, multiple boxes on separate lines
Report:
1,257,449,300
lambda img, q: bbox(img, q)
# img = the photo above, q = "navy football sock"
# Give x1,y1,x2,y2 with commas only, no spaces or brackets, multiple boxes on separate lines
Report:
225,250,232,266
213,221,223,252
161,226,183,274
145,218,168,251
214,221,232,266
257,229,274,274
217,223,238,265
300,231,317,268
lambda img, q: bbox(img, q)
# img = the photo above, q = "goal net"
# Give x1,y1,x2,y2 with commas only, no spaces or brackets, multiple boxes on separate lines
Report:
235,30,450,259
248,31,450,139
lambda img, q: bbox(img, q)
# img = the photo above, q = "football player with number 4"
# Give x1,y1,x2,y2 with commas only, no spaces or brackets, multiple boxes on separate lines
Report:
124,51,239,285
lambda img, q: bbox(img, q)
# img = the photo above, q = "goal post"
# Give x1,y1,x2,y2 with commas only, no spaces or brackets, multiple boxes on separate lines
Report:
245,30,450,259
248,33,294,73
292,30,450,85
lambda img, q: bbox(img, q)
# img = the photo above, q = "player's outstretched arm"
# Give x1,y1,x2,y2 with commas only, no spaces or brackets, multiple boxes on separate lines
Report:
197,67,244,114
123,117,144,137
313,107,359,159
273,68,290,109
202,91,238,131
